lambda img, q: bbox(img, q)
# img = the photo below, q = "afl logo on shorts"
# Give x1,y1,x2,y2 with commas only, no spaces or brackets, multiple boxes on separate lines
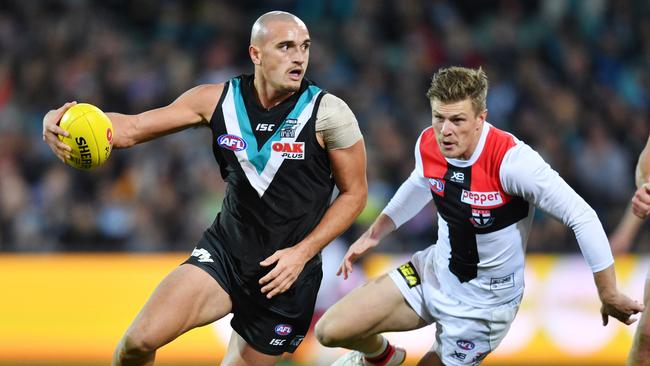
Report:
456,340,475,350
217,134,247,151
428,178,445,193
274,324,293,336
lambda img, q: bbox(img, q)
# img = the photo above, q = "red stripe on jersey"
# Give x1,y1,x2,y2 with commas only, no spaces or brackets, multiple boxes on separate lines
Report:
470,127,517,205
419,127,447,196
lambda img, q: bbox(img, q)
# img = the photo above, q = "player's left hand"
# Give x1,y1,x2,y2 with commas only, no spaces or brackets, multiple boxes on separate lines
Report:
259,247,308,299
600,291,645,326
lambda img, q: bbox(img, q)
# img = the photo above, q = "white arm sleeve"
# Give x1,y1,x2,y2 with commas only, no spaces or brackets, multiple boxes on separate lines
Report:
381,130,433,228
382,170,433,228
500,142,614,272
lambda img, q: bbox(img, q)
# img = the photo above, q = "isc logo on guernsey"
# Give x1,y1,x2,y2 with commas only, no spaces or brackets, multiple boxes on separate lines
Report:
272,142,304,160
217,134,247,151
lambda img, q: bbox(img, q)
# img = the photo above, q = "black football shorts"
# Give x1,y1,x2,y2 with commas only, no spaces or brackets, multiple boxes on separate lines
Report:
183,229,322,355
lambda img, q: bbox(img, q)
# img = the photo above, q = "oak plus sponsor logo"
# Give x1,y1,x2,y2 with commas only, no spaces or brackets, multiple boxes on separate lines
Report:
272,141,304,160
217,134,247,151
461,189,503,207
428,178,445,193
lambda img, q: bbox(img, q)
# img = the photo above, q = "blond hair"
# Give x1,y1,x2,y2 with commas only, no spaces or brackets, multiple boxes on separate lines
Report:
426,66,488,115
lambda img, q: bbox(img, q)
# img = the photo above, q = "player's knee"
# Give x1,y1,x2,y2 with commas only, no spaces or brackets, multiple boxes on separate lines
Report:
314,316,346,347
117,332,158,360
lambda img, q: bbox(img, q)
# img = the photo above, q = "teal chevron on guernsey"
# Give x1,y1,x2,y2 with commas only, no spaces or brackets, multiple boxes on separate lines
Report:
221,77,322,197
231,77,321,173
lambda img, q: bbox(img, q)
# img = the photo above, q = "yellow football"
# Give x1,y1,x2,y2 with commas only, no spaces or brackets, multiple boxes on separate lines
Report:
58,103,113,170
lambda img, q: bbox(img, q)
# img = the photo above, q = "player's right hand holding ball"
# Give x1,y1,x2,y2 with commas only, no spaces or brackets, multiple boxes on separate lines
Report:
42,102,76,162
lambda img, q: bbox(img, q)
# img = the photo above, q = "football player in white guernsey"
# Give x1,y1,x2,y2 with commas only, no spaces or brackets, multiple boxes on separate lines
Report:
609,134,650,366
316,66,643,366
42,11,367,366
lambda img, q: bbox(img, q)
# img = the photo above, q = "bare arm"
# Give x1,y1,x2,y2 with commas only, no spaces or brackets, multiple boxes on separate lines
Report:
259,139,368,298
609,135,650,251
609,204,644,254
632,135,650,218
109,84,222,148
594,264,644,325
295,139,368,259
338,171,433,279
42,84,223,159
337,213,396,279
635,135,650,188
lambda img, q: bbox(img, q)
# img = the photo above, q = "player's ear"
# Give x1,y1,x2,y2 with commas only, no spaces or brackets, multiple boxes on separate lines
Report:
479,109,488,124
249,45,261,65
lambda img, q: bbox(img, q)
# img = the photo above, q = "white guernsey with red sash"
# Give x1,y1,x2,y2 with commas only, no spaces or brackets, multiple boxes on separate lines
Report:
419,124,531,306
383,122,614,308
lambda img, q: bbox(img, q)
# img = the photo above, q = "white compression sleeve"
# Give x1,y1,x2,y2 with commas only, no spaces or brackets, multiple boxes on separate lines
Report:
500,142,614,272
382,170,433,229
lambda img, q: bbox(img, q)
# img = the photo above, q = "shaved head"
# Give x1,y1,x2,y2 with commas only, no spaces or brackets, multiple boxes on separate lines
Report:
250,11,307,45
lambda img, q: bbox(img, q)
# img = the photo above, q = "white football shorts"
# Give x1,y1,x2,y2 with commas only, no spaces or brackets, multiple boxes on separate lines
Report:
388,245,521,366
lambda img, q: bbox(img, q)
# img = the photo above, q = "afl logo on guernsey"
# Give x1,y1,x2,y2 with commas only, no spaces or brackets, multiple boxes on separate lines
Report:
428,178,445,193
217,134,247,151
274,324,293,336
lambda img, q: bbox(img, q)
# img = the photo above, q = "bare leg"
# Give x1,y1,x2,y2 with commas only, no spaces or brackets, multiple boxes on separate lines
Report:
221,331,281,366
416,351,444,366
112,264,232,366
316,274,427,352
629,274,650,366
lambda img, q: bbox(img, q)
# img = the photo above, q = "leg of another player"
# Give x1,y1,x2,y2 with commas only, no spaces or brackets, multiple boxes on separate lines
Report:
315,274,427,363
112,264,233,366
628,274,650,366
416,351,444,366
221,331,281,366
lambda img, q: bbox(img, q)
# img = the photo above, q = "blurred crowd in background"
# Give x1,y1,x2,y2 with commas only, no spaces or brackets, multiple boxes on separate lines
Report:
0,0,649,254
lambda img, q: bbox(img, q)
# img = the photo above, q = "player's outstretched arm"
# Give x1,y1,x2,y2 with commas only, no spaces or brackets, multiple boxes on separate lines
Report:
42,84,223,158
595,265,645,326
109,84,223,148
